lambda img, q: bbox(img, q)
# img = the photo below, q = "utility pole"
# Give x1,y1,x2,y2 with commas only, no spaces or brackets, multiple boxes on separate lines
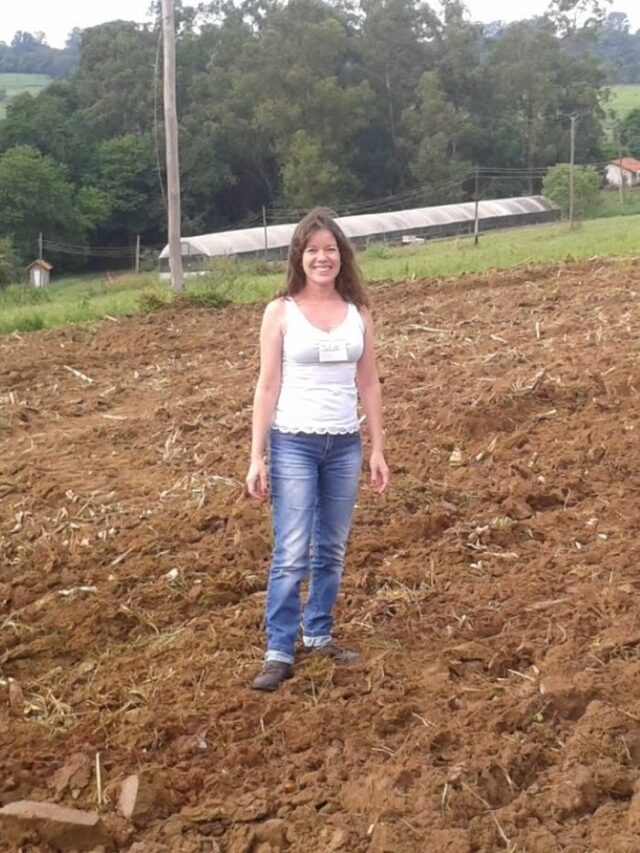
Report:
262,206,268,262
162,0,184,291
38,232,43,260
568,114,577,231
473,166,480,247
135,234,141,274
617,129,625,208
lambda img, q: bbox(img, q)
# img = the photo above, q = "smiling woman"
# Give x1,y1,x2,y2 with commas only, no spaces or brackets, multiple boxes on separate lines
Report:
246,208,389,692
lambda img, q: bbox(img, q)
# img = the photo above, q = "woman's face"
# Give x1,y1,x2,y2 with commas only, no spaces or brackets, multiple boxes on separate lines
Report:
301,228,341,289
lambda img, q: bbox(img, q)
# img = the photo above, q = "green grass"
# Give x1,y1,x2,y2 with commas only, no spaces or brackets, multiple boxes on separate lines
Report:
607,84,640,120
596,188,640,219
0,73,51,118
358,215,640,282
0,266,283,335
1,215,640,335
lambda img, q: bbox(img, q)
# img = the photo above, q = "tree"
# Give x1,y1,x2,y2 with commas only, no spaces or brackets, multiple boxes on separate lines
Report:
402,71,470,201
588,13,640,84
356,0,437,194
282,130,357,209
543,163,601,219
0,238,19,287
94,134,163,241
73,22,157,139
545,0,611,36
236,0,374,205
0,146,105,265
620,108,640,157
0,30,77,76
480,19,606,181
0,91,77,165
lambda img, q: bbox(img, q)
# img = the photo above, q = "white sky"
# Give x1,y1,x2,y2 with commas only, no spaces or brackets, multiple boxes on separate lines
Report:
0,0,638,48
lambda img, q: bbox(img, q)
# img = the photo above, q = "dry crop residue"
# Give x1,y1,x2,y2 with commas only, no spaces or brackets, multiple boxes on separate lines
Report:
2,257,640,852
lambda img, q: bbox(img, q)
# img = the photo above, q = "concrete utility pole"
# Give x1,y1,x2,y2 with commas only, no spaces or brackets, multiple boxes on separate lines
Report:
262,206,269,262
568,114,577,231
617,130,625,207
473,166,480,247
135,234,141,274
162,0,184,291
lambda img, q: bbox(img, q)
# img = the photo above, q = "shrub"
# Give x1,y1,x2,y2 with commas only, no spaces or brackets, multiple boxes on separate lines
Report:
362,242,390,260
0,237,19,287
137,284,173,312
543,164,601,220
186,287,232,309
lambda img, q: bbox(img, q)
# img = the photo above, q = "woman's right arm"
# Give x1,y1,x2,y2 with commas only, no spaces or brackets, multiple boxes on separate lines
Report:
246,299,284,500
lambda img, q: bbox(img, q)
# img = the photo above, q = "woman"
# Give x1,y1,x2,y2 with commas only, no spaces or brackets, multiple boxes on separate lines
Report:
246,208,389,691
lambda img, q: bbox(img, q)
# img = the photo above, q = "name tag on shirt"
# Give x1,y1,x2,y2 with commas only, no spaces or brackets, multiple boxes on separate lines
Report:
318,340,348,362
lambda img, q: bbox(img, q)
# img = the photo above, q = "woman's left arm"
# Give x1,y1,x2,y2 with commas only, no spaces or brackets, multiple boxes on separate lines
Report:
356,307,390,494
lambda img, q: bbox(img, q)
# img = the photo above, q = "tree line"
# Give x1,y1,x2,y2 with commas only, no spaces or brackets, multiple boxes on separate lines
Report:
0,0,638,275
0,30,80,77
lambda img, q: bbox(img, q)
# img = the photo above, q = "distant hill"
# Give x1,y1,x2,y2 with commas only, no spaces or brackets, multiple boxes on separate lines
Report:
608,84,640,119
0,73,51,119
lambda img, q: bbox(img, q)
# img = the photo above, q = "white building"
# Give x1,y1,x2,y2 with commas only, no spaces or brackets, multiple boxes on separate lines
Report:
159,195,558,273
27,259,53,287
606,158,640,189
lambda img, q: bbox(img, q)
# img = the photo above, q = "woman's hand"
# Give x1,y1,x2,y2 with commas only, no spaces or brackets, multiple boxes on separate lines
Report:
246,458,269,500
369,450,390,494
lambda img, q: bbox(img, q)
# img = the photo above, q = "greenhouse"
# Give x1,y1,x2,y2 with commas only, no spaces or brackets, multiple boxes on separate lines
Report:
159,195,558,268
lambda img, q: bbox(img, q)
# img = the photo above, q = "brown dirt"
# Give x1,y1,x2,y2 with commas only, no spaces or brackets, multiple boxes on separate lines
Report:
2,256,640,852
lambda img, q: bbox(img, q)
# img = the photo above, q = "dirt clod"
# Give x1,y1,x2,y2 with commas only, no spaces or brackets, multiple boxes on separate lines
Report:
0,800,111,850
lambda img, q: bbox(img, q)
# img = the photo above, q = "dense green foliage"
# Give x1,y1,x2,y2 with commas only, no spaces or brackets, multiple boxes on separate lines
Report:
620,107,640,153
589,13,640,84
0,237,19,285
0,31,78,77
0,0,637,272
543,163,602,218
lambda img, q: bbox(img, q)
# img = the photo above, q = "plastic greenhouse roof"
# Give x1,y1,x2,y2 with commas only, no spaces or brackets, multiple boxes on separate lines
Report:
159,196,555,259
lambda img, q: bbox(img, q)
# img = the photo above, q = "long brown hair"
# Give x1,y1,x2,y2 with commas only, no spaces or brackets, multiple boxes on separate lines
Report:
282,208,370,309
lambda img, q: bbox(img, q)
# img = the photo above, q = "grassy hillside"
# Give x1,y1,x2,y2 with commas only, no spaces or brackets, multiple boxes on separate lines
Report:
1,214,640,334
0,73,51,118
608,84,640,120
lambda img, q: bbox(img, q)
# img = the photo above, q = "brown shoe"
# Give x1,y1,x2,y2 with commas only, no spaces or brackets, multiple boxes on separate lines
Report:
311,643,360,663
252,661,294,691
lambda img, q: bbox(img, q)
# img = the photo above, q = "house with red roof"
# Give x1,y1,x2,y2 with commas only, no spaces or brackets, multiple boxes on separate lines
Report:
606,157,640,189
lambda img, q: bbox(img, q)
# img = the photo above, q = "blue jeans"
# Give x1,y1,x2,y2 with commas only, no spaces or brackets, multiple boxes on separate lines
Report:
265,430,362,664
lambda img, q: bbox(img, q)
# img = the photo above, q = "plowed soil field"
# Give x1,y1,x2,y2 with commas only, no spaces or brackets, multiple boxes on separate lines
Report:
3,257,640,852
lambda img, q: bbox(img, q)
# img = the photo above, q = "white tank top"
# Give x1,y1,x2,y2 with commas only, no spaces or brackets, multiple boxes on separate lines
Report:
272,298,365,434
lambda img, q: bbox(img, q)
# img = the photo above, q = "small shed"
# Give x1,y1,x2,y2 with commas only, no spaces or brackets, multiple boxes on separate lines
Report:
27,259,53,288
606,158,640,189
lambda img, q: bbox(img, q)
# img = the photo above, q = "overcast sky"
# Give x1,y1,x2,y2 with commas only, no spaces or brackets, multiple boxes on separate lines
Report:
1,0,638,48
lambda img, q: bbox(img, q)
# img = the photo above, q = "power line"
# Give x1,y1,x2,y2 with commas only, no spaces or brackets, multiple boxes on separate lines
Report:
39,157,615,258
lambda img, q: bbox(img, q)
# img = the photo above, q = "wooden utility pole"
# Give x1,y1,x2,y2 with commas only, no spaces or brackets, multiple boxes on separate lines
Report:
568,114,577,230
473,166,480,247
38,232,43,260
162,0,184,291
